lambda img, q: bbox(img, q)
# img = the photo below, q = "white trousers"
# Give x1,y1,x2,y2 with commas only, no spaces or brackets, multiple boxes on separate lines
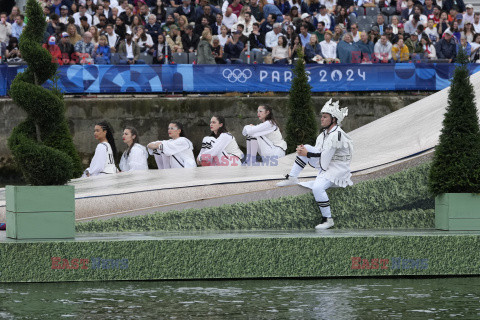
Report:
288,144,334,218
153,153,184,169
245,136,285,166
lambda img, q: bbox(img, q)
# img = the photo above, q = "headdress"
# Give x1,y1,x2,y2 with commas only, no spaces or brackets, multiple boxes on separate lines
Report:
321,99,348,124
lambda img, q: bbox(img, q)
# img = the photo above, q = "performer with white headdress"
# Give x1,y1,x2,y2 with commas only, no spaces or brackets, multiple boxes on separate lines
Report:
276,99,353,230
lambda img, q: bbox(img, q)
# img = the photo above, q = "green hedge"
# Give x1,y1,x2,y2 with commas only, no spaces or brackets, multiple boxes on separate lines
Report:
1,233,479,282
77,163,434,233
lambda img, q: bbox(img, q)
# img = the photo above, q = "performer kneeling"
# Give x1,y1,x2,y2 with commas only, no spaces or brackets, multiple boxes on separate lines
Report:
119,126,149,172
83,120,118,177
197,115,244,166
147,122,196,169
242,104,287,166
276,99,353,230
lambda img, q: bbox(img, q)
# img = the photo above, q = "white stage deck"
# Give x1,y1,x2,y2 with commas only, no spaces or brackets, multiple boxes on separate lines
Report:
2,71,480,221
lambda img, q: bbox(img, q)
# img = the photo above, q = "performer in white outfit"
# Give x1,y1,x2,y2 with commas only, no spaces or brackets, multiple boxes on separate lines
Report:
147,122,196,169
276,99,353,230
83,120,118,177
197,115,244,167
119,127,149,172
242,104,287,166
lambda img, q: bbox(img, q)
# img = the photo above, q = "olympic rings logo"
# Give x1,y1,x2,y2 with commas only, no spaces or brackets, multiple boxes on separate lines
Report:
222,69,253,83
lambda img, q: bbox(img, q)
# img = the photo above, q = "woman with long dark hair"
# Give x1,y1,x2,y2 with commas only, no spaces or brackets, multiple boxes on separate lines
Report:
119,126,148,172
147,122,196,169
242,104,286,165
83,120,118,177
197,116,244,167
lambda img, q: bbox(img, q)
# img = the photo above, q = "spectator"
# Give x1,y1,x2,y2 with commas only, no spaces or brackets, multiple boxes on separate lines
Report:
161,14,176,34
146,14,161,43
166,26,184,53
275,0,292,15
401,0,415,22
289,33,302,61
265,22,284,51
177,15,191,34
463,4,474,24
59,5,69,25
455,13,464,31
170,0,182,9
424,18,439,43
79,16,91,34
105,24,120,53
0,12,12,44
218,25,229,47
96,14,109,33
281,15,296,34
236,24,249,44
284,24,296,45
314,21,326,42
424,0,435,16
397,23,408,41
195,0,220,22
7,6,19,24
404,14,420,35
58,32,75,65
197,5,215,25
229,0,243,17
337,33,358,63
212,35,226,63
67,24,83,46
134,25,154,54
315,5,332,31
115,17,129,40
152,0,166,23
451,21,462,43
405,32,423,57
85,0,96,16
409,5,427,26
74,5,93,27
223,7,238,31
93,35,112,64
337,0,353,11
236,12,254,36
350,23,360,42
181,25,200,53
374,14,388,35
176,0,196,23
102,0,114,21
74,31,96,64
470,33,480,61
384,25,397,44
6,36,22,63
11,14,24,40
154,34,171,64
131,15,144,30
444,0,465,17
197,28,216,64
43,35,63,65
390,16,400,34
118,30,144,64
369,26,380,44
249,22,267,54
355,31,374,62
457,34,471,56
462,22,474,43
305,34,323,63
46,14,60,36
250,0,263,22
261,0,284,23
212,13,223,35
272,35,289,63
320,30,337,62
194,17,210,36
332,24,344,42
223,30,244,63
420,34,437,59
89,26,100,45
119,4,134,25
138,5,151,25
298,23,311,46
374,34,392,63
435,28,456,62
437,11,449,36
260,13,275,34
473,13,480,33
335,7,349,29
392,38,410,62
301,13,315,32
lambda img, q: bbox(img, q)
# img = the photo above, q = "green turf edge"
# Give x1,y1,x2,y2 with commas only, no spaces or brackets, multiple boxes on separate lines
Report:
76,163,434,233
1,234,479,282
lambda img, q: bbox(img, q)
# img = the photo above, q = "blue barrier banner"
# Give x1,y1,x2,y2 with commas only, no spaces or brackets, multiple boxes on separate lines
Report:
2,63,480,95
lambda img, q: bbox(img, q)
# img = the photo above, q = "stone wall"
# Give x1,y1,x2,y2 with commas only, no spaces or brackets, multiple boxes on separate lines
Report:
0,94,426,178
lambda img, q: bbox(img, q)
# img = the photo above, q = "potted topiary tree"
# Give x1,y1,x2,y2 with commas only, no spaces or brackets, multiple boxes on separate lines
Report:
6,0,83,239
428,48,480,230
285,49,318,153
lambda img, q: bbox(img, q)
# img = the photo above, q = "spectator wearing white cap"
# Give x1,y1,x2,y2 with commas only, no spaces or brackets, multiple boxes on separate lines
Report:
315,5,332,31
464,4,475,24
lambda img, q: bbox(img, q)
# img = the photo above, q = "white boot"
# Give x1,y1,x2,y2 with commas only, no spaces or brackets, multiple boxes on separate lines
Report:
315,217,334,230
276,174,299,187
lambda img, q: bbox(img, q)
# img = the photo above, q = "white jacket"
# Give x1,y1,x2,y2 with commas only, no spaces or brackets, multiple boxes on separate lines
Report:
119,143,149,172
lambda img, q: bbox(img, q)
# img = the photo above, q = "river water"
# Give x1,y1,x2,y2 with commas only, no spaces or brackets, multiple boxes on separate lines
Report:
0,277,479,319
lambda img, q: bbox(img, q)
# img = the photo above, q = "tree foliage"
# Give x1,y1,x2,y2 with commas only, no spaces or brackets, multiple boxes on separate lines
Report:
7,0,82,185
284,49,318,153
428,48,480,195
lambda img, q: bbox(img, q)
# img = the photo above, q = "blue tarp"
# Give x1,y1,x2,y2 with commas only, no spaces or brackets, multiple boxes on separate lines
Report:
1,63,479,96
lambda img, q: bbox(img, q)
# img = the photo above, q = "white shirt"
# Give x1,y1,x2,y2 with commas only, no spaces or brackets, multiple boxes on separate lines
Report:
0,21,12,44
424,27,439,43
222,13,238,30
107,32,119,48
265,30,283,49
315,13,331,30
464,12,475,25
73,12,93,27
409,14,427,26
119,143,148,172
84,142,117,176
320,40,337,59
473,22,480,34
148,137,196,168
197,133,244,165
126,41,134,59
242,121,287,151
219,34,229,47
134,33,154,49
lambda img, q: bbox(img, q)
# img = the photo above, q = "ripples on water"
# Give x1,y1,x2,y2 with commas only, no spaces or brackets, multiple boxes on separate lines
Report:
0,277,479,319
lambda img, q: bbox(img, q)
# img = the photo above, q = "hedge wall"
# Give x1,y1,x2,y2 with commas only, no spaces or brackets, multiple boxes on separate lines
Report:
76,163,434,233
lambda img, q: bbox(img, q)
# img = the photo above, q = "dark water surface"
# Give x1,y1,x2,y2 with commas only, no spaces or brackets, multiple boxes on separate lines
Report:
0,277,479,319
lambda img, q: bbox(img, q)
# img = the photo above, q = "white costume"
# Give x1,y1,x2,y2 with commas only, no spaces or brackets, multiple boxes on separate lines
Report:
197,133,244,167
119,143,149,172
83,142,117,177
148,137,196,169
242,120,287,165
277,99,353,230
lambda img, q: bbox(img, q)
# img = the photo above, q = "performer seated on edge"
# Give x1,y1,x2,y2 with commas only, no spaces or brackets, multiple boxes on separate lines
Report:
197,115,244,166
147,122,196,169
83,120,118,177
119,126,149,172
242,104,287,166
276,99,353,230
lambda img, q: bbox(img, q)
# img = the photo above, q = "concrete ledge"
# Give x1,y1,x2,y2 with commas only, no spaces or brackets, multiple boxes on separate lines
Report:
1,229,479,283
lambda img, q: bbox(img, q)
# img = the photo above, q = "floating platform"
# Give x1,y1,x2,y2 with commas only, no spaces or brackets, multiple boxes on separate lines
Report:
1,229,479,283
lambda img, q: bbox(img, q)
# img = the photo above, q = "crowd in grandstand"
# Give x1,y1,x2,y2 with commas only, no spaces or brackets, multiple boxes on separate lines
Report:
0,0,478,64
